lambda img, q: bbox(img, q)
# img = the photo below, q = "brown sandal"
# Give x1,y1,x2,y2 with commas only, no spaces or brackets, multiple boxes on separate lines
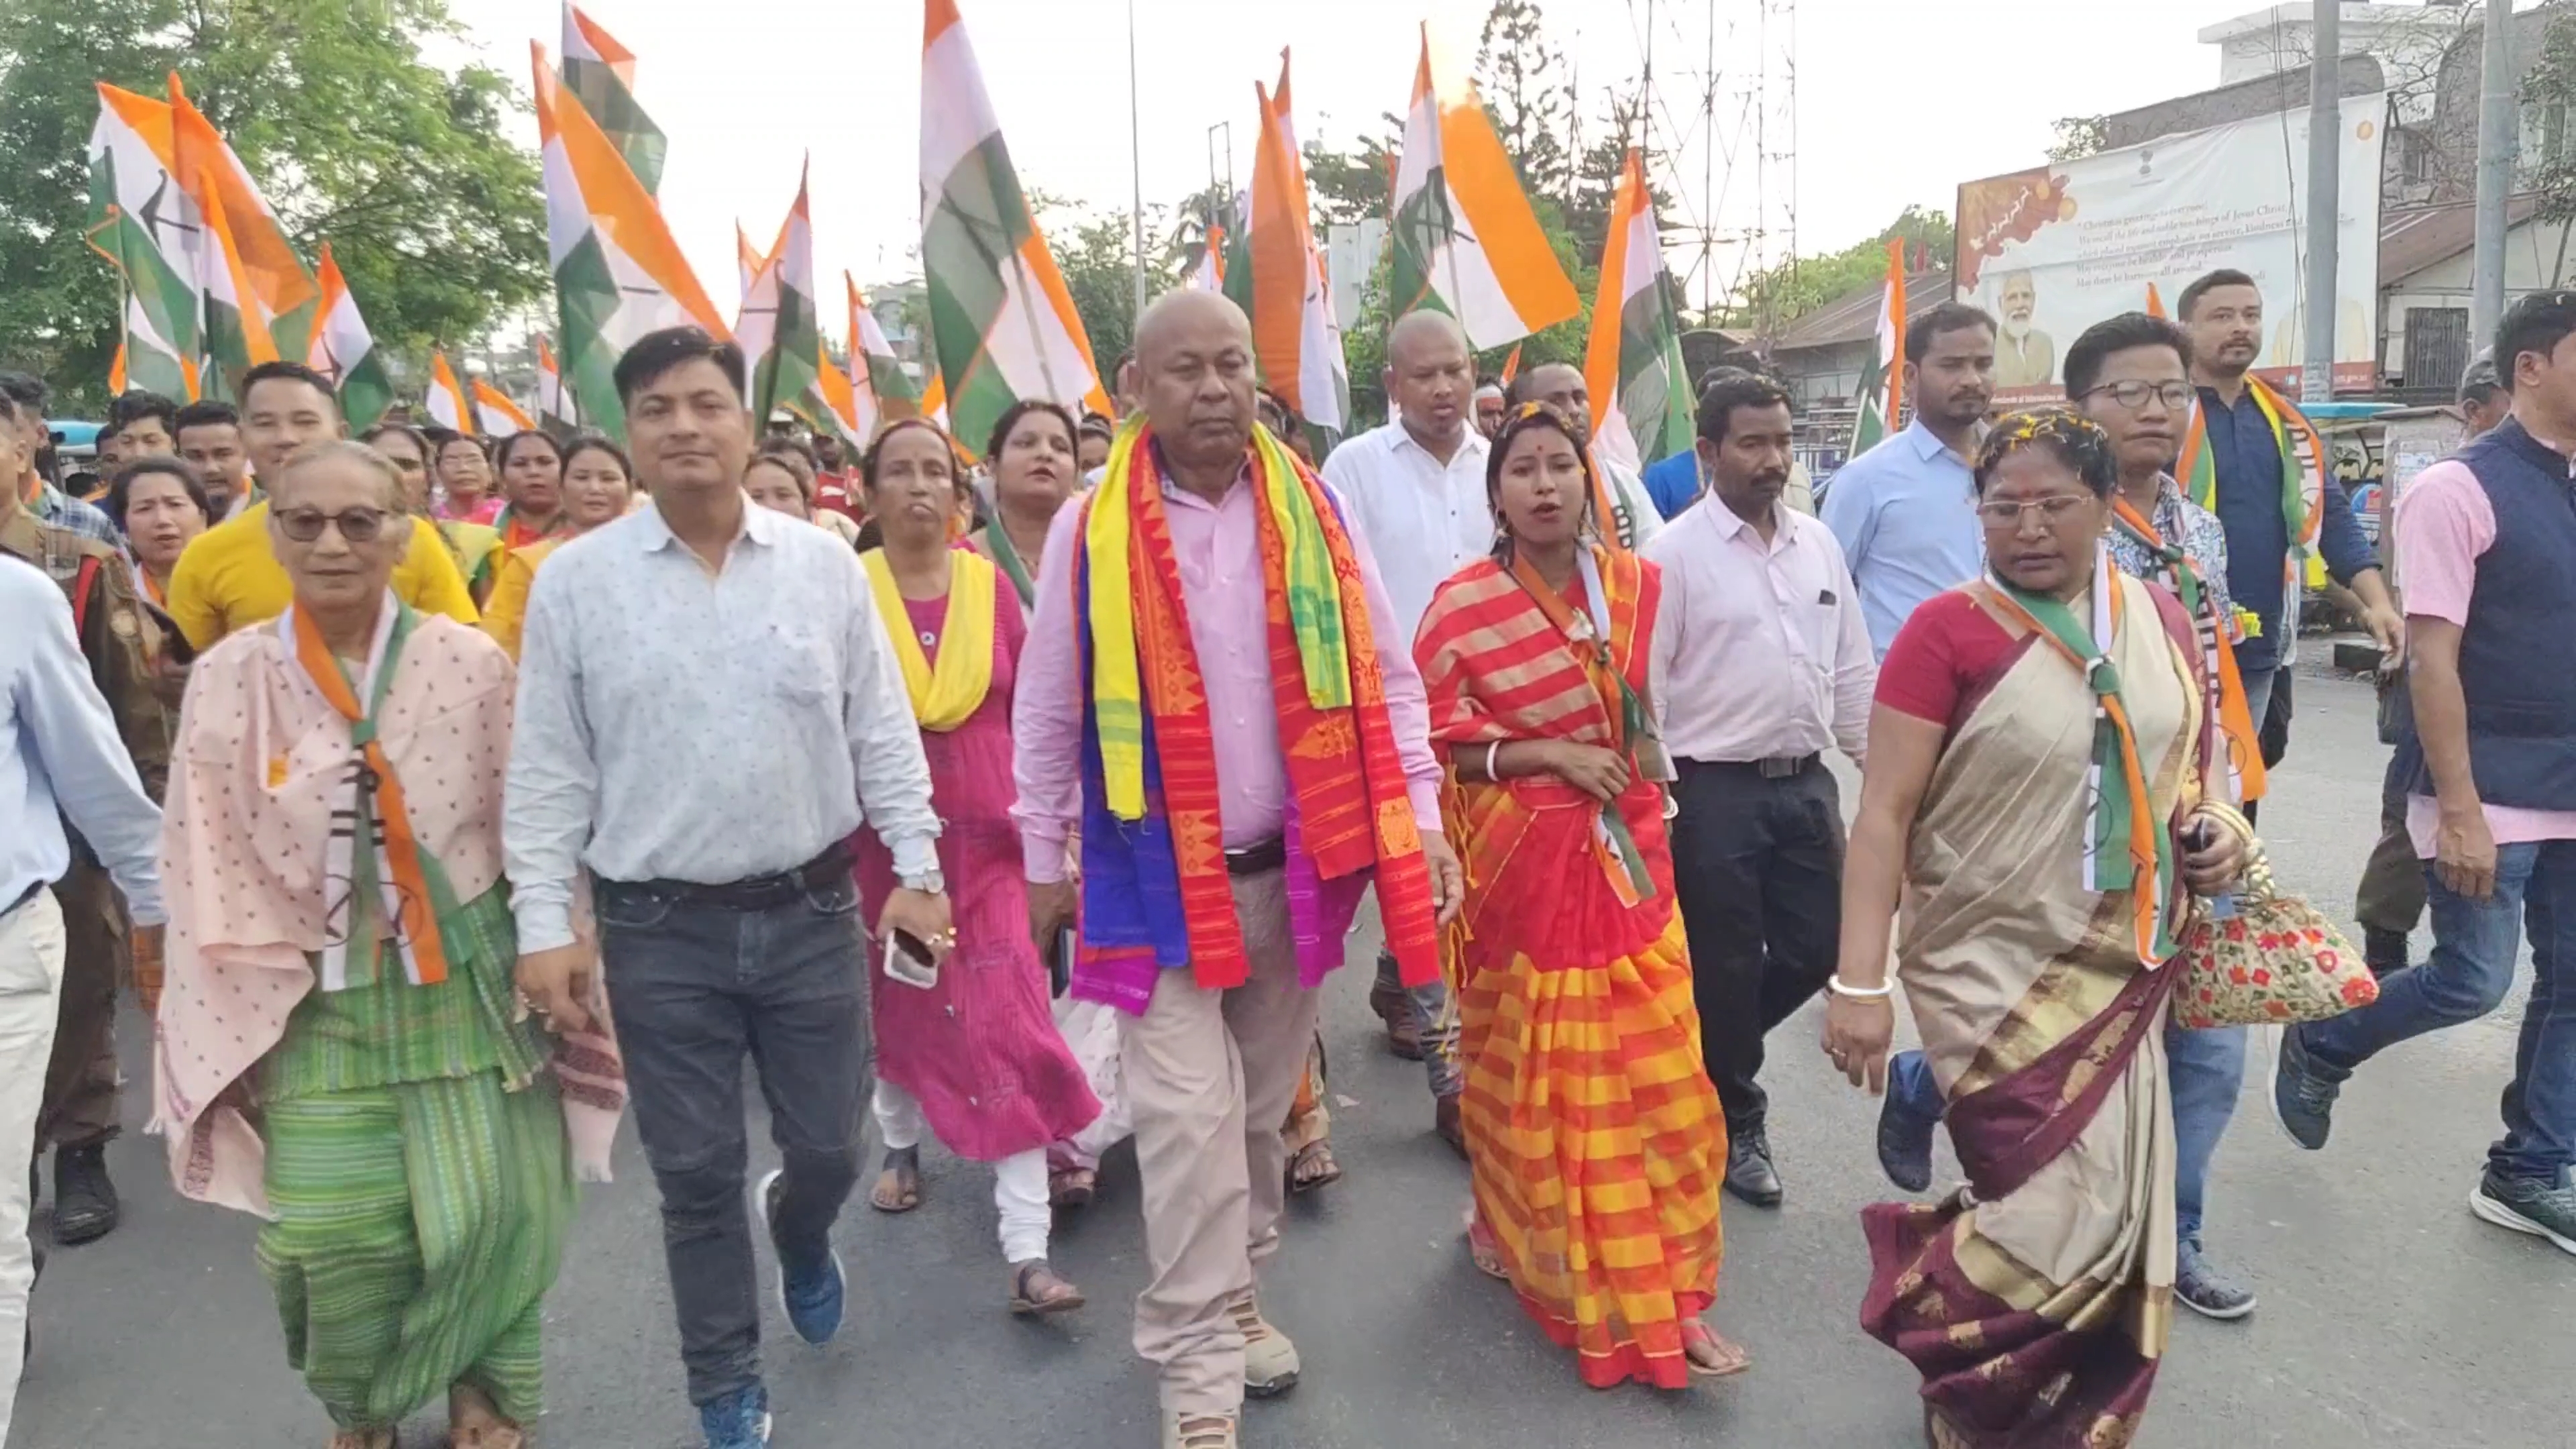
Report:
1008,1258,1085,1315
1285,1139,1342,1194
1049,1165,1097,1208
869,1146,922,1213
1680,1319,1751,1378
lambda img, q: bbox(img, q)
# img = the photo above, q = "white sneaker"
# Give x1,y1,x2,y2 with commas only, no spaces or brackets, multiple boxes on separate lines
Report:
1226,1289,1300,1397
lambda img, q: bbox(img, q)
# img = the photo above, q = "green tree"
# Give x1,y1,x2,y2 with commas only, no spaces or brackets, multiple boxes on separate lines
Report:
1303,127,1401,230
1048,205,1177,384
1728,205,1955,333
0,0,545,413
1474,0,1573,203
2047,115,2109,163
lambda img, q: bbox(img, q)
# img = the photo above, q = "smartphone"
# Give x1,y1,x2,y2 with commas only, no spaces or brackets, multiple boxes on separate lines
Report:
2185,820,2240,921
883,926,940,990
1048,924,1077,998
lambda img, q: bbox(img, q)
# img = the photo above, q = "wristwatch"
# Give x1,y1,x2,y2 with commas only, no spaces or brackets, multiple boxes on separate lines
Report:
898,869,946,896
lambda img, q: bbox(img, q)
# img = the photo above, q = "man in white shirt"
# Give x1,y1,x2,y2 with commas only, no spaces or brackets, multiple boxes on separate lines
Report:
506,327,952,1449
1506,361,1665,551
1319,308,1485,1149
1646,371,1876,1211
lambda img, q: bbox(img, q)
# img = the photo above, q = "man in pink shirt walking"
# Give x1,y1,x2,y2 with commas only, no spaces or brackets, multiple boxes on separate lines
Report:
2275,290,2576,1255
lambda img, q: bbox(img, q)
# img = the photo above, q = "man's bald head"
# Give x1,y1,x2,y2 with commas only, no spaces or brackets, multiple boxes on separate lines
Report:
1384,310,1474,447
1131,288,1256,477
1511,361,1594,437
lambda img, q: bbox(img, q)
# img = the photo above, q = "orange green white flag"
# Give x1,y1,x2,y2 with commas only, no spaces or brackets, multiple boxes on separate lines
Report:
85,84,203,402
473,377,537,436
537,335,576,429
309,241,395,431
1582,149,1694,474
920,0,1112,457
735,160,822,429
426,352,473,435
561,3,665,195
1851,238,1908,453
170,76,320,394
1389,25,1579,349
1241,51,1349,443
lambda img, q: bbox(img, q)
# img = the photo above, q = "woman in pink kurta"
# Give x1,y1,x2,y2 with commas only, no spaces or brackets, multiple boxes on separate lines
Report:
851,417,1099,1315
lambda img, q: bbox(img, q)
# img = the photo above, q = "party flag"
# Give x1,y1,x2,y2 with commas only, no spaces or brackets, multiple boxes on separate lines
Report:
919,0,1112,457
561,4,666,195
1189,221,1226,292
533,40,727,445
1582,149,1695,474
473,377,537,435
1241,50,1349,442
1389,25,1579,348
736,160,823,429
170,77,322,392
306,242,396,431
426,352,473,435
85,84,203,401
2147,282,2167,319
1851,238,1908,453
537,335,576,429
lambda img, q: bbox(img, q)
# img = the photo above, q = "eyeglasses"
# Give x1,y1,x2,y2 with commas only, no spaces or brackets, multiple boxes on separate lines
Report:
272,506,392,543
2079,380,2196,411
1974,494,2095,529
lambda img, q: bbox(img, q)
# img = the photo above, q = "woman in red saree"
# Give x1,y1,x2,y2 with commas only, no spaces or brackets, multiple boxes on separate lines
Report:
1413,403,1743,1389
1823,410,2249,1448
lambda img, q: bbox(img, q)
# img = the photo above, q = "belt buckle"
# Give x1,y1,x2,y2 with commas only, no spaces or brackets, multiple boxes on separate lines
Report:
1760,756,1796,780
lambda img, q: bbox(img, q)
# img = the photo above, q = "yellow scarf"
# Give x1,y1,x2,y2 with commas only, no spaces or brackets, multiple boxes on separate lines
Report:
861,547,996,731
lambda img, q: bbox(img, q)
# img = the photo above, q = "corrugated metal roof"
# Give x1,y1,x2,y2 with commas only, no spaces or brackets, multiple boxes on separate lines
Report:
1771,268,1953,353
2379,196,2543,285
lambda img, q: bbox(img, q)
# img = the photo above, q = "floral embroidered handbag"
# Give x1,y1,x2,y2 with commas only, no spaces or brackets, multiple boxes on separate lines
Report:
2171,803,2381,1030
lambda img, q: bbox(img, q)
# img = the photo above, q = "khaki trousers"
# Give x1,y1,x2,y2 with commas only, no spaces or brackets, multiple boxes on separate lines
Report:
1120,867,1318,1416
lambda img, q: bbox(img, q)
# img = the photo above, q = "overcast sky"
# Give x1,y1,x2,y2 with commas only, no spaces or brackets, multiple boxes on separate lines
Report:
443,0,2309,317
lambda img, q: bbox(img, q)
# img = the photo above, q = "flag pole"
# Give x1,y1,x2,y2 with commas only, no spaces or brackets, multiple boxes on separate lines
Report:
1128,0,1149,321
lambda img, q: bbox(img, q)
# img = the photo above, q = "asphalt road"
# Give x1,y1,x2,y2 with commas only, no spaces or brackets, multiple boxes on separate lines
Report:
12,660,2573,1449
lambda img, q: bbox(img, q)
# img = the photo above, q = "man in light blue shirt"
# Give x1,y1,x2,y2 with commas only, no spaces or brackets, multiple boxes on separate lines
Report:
0,555,162,1439
1819,303,1997,656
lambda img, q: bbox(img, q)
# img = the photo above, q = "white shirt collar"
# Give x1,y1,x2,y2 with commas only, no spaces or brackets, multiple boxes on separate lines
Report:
636,492,782,554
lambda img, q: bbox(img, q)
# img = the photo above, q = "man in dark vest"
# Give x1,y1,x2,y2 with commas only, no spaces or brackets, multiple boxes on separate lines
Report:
2274,291,2576,1255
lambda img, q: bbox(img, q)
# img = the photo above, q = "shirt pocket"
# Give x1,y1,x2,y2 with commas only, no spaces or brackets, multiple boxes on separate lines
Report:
759,621,837,704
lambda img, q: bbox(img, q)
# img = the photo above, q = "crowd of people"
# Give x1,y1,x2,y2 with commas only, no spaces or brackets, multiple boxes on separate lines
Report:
1,265,2570,1449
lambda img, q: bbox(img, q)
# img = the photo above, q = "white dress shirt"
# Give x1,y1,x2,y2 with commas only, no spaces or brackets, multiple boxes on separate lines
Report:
1598,456,1666,551
1322,421,1493,647
0,560,162,924
1645,493,1876,765
503,498,940,953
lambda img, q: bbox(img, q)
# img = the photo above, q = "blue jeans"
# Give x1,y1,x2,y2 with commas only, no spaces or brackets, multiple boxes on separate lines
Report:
1376,948,1462,1098
1885,1017,2246,1247
2302,839,2576,1185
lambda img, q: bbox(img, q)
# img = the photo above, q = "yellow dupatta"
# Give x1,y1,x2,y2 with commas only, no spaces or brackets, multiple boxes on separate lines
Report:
861,547,996,731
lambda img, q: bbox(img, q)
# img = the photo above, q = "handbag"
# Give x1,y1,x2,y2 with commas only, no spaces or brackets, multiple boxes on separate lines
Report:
2171,802,2381,1030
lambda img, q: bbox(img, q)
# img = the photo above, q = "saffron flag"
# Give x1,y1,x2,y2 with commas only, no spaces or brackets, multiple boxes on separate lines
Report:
736,161,823,429
2146,282,2167,319
920,0,1112,458
1240,51,1350,443
426,352,474,435
736,223,768,299
1189,221,1226,292
537,335,576,429
473,378,537,436
309,242,396,431
85,85,203,402
561,4,666,196
1851,238,1908,453
534,40,727,445
169,77,321,394
1389,25,1579,349
1582,149,1695,474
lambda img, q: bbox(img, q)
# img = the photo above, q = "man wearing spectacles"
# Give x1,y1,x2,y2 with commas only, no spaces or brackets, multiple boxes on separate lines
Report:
162,362,477,651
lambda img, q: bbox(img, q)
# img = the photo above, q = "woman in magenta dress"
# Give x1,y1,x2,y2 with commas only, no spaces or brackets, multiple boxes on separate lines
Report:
851,417,1101,1315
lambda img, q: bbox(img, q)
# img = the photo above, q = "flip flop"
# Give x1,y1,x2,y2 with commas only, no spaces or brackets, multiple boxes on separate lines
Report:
1680,1320,1751,1379
869,1145,922,1214
1286,1140,1343,1195
1008,1259,1086,1316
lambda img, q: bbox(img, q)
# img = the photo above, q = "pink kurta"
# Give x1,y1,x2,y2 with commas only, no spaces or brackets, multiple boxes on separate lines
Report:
856,586,1101,1163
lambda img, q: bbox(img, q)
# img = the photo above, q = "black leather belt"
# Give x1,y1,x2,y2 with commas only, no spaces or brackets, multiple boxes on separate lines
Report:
1225,837,1286,876
598,842,853,910
1678,753,1820,780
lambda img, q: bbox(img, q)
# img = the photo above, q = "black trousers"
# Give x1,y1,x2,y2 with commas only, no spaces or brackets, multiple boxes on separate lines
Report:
1668,757,1845,1130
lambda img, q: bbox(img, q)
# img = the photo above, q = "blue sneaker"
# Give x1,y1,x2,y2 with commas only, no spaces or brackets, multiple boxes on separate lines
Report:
698,1383,772,1449
756,1167,846,1345
2269,1025,2341,1152
1876,1088,1937,1194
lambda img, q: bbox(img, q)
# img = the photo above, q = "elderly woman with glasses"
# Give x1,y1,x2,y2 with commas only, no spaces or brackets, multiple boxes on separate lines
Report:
1822,409,2247,1449
154,439,623,1449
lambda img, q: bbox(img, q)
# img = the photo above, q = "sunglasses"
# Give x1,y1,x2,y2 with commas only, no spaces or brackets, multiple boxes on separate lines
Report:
272,506,393,543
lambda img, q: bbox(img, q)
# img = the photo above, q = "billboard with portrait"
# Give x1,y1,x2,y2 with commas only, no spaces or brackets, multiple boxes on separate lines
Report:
1954,92,2386,405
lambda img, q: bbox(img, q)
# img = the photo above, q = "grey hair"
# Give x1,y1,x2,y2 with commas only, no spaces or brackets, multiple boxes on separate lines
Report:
275,438,404,510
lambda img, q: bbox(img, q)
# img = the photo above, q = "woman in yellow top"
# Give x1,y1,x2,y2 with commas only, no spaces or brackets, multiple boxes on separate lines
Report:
365,423,502,602
479,435,635,661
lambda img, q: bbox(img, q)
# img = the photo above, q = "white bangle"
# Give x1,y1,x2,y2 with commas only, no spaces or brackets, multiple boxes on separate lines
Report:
1827,976,1895,1000
1483,741,1502,780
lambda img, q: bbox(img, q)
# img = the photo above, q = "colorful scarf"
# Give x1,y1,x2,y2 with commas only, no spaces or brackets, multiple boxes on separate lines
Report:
2111,493,2267,805
861,547,996,731
982,517,1038,608
1075,417,1441,994
281,595,450,989
1985,547,2180,967
2178,374,2326,574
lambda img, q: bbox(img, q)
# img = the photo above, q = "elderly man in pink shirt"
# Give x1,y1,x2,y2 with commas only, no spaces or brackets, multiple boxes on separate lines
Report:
1014,290,1460,1449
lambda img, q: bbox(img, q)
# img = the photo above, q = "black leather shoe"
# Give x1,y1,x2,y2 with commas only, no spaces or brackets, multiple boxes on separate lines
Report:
51,1143,119,1246
1725,1124,1783,1208
2362,927,2410,980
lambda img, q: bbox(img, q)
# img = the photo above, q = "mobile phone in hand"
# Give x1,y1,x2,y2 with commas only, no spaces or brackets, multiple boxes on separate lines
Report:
884,927,940,990
1049,924,1077,998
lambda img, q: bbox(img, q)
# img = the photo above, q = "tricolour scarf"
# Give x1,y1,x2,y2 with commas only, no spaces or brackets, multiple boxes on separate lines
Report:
2111,490,2267,806
1075,417,1441,994
860,546,996,731
280,595,450,989
2178,374,2326,579
1985,545,2180,967
982,517,1038,608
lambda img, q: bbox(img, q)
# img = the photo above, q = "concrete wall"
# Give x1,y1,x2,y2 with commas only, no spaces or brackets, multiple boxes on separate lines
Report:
1772,339,1871,413
2381,213,2576,378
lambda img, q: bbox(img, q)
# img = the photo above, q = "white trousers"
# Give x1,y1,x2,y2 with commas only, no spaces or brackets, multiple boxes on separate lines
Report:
871,1079,1052,1265
0,889,67,1442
